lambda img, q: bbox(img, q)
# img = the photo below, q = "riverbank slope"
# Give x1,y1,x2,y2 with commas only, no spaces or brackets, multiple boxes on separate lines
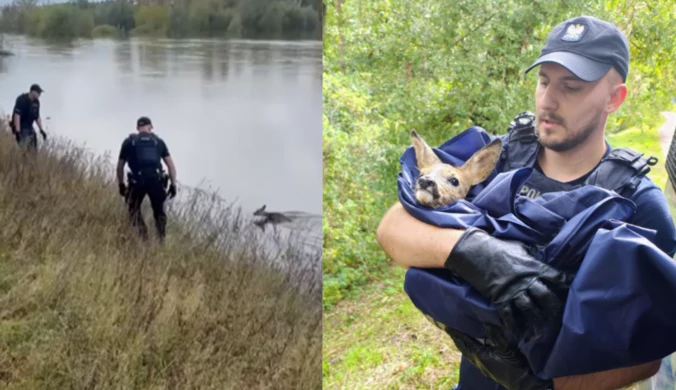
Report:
0,118,321,389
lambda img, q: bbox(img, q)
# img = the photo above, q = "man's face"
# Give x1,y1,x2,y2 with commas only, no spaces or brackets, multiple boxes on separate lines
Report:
29,91,40,100
534,63,611,152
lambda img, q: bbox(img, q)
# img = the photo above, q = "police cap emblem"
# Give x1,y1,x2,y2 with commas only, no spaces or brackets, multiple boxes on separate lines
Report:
561,23,586,42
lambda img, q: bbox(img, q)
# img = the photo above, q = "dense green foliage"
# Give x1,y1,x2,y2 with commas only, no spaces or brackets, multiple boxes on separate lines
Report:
323,0,676,309
0,0,323,40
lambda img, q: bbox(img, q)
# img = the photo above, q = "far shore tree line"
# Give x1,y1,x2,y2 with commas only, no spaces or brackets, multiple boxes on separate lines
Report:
0,0,325,40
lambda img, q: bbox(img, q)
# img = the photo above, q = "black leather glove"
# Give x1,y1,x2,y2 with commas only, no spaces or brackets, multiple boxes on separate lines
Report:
446,324,554,390
167,184,177,199
119,183,127,197
445,227,572,341
40,129,47,140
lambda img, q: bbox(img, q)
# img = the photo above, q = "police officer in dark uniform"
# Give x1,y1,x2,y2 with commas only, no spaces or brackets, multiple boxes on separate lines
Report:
377,15,676,390
116,116,177,242
11,84,47,151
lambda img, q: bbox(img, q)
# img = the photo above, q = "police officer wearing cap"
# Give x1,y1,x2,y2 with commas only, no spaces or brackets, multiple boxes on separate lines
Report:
376,15,676,390
11,83,47,150
116,116,177,242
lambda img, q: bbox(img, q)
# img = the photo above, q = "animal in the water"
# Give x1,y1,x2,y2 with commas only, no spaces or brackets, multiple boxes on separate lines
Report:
410,130,502,208
252,204,293,232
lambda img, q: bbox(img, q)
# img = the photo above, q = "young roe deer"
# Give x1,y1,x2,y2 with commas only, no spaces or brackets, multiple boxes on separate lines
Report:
410,130,503,208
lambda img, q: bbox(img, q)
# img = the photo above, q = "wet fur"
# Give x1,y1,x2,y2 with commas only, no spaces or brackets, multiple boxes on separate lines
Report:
410,130,502,208
253,205,293,232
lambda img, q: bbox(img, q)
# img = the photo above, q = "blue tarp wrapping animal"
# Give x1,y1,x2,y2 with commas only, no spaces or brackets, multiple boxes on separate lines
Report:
399,125,676,379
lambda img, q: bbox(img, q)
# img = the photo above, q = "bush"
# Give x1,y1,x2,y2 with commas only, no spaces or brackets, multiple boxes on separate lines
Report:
91,24,122,38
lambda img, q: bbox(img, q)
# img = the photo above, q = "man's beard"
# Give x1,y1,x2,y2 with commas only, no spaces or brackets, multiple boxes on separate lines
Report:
536,113,599,152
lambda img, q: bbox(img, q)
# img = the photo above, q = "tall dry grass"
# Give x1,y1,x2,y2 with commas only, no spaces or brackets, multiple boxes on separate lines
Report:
0,118,322,389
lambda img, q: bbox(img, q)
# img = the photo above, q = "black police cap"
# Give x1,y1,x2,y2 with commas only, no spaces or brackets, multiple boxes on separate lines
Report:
525,15,630,82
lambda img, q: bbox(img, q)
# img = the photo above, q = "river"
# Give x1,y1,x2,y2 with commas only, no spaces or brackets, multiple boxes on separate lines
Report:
0,34,323,222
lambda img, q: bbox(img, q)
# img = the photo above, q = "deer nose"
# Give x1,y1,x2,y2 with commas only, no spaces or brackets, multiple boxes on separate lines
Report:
419,177,435,189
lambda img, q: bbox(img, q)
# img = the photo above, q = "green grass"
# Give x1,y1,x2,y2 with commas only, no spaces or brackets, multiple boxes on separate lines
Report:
323,266,461,390
323,110,676,390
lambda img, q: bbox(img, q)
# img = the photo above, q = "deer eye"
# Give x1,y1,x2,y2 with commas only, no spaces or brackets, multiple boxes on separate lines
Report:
449,177,459,186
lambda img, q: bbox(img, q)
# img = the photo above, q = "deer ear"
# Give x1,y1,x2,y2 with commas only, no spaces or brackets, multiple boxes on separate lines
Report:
410,130,442,169
460,139,503,186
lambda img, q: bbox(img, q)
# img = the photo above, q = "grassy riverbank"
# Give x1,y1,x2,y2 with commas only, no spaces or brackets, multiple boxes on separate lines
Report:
0,118,321,389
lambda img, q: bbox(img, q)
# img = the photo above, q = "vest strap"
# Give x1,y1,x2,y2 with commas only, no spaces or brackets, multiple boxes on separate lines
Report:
503,111,540,170
502,110,657,197
584,147,657,196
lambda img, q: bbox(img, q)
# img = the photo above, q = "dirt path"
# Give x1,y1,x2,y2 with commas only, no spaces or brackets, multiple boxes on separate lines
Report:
658,111,676,159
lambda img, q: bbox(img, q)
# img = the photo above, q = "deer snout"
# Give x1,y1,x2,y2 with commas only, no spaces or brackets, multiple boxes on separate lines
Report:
418,177,436,190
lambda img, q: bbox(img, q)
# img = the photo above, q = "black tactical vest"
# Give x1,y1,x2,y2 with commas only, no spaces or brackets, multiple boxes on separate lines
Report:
498,111,658,199
129,133,162,181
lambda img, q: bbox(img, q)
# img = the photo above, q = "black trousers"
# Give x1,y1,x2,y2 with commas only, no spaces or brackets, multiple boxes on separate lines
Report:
16,127,37,151
453,357,507,390
126,178,167,241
